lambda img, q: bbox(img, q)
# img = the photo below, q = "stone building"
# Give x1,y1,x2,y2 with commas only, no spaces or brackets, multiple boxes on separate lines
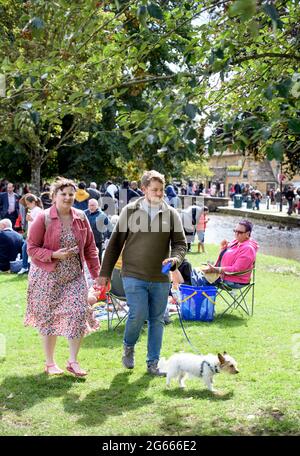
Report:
207,151,300,195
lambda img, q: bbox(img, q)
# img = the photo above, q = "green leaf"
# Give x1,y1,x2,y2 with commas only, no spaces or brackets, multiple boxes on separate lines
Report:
276,78,292,98
184,127,197,140
208,139,214,155
114,0,121,10
215,48,224,59
248,19,259,37
30,111,40,126
237,134,249,146
137,6,148,26
187,142,196,154
229,0,256,22
147,3,164,20
288,118,300,134
264,85,274,100
183,103,198,119
271,141,284,160
122,131,131,139
262,4,279,22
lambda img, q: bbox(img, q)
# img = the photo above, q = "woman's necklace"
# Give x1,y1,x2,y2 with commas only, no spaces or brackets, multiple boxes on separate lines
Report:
58,213,72,229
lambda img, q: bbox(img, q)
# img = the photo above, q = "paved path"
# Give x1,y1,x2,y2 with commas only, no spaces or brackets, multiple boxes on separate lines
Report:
217,202,300,227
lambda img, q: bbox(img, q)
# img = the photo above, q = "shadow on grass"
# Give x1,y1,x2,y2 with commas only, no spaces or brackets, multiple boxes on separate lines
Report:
163,387,233,401
213,313,249,327
62,371,154,426
83,327,123,349
0,373,79,417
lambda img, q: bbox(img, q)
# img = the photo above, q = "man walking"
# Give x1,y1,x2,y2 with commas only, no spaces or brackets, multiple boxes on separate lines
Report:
99,170,187,375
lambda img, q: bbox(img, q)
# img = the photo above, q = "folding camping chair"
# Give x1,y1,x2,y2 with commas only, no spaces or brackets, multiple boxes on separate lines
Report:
106,268,128,330
215,265,256,317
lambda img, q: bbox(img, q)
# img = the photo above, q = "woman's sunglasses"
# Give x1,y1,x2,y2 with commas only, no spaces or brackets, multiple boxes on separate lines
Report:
233,229,247,234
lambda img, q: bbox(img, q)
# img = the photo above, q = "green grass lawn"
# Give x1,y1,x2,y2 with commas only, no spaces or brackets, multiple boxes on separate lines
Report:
0,244,299,436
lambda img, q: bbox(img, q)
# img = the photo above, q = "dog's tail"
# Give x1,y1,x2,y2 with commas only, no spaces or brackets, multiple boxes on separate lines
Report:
158,357,169,373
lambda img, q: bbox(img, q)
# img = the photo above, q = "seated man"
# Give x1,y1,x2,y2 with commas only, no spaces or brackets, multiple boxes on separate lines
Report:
193,219,258,289
0,218,24,271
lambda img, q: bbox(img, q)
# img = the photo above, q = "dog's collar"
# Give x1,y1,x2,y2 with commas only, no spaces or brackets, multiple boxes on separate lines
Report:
199,360,220,377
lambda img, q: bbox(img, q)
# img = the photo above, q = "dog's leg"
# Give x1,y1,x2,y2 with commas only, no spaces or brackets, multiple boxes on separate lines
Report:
166,374,171,388
203,374,217,393
178,372,186,388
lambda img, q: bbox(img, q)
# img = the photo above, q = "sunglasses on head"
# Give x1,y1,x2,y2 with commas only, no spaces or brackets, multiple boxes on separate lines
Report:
233,229,247,234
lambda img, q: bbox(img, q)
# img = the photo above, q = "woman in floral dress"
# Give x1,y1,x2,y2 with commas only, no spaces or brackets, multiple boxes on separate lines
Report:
25,177,101,376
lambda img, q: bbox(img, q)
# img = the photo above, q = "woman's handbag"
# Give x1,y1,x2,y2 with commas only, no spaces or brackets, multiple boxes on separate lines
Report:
201,270,221,284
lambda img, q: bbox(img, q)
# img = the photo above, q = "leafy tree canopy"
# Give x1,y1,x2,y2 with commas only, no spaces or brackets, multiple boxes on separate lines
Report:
0,0,299,190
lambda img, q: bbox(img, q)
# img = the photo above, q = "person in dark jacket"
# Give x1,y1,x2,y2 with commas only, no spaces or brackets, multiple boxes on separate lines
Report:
84,199,112,261
73,182,90,211
284,186,295,215
130,181,144,197
115,180,140,212
0,218,24,271
99,170,187,376
0,182,20,228
87,182,101,201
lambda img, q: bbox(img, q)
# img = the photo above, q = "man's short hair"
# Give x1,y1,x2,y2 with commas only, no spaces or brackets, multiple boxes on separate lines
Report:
89,182,97,189
0,218,13,229
141,170,165,188
78,181,86,189
88,198,98,205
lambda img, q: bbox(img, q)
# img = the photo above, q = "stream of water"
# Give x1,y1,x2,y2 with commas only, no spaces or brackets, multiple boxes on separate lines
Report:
203,214,300,262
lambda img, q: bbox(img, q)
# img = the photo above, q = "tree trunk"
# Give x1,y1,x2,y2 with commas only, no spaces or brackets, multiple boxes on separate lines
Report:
30,156,41,196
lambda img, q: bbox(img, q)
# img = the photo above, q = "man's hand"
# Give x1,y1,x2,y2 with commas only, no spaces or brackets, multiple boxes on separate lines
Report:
162,257,177,267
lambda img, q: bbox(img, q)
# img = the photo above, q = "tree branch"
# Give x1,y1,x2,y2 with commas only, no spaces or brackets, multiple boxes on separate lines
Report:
232,52,300,64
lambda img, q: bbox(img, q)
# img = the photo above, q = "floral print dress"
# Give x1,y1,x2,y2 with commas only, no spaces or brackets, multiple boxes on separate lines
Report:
25,225,99,338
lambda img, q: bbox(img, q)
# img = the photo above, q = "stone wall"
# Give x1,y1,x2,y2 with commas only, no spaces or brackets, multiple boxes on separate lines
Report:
178,195,230,212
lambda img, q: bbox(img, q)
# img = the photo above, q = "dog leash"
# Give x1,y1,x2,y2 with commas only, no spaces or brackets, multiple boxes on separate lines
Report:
173,289,217,355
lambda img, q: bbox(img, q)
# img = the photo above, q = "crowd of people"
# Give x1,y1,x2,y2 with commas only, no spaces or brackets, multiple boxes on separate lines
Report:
0,171,289,379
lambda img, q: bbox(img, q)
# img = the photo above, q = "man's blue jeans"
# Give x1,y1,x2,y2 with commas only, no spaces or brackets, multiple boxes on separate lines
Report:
122,277,170,365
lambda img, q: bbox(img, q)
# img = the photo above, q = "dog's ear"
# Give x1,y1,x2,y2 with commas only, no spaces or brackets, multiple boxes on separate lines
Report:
223,351,227,355
218,353,225,364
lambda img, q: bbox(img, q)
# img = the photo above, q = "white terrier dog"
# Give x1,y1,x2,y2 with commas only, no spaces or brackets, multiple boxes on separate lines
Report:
158,352,239,393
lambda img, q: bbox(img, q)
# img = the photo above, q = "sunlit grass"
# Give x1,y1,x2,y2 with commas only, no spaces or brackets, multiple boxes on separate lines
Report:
0,244,299,435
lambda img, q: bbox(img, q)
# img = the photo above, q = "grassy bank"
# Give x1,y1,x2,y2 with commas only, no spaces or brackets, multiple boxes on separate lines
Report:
0,244,299,436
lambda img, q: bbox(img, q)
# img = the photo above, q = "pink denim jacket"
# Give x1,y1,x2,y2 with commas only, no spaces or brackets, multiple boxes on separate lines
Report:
27,205,100,279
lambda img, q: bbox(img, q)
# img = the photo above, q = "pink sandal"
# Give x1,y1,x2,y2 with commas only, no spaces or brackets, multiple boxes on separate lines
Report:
44,363,64,375
66,361,87,377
